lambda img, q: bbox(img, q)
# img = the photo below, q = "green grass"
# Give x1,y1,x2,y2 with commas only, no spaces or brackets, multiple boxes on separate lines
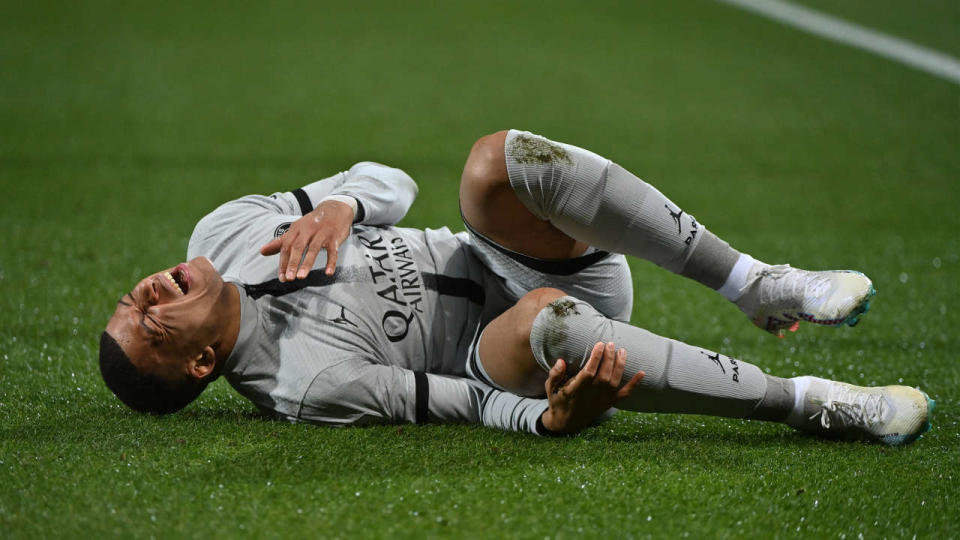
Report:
2,0,958,538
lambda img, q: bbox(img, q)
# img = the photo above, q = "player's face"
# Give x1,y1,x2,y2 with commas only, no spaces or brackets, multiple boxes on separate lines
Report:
105,257,226,382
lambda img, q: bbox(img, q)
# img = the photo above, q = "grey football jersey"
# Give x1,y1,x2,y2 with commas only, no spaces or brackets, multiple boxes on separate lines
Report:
187,162,548,433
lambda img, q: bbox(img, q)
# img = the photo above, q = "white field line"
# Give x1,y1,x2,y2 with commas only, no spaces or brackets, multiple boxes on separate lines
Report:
716,0,960,85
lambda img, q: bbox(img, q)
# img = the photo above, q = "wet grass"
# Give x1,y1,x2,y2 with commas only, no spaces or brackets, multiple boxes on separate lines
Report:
1,1,958,538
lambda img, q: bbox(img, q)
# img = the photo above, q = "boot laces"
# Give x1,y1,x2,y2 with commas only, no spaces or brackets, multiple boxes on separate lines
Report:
740,264,832,305
810,384,885,430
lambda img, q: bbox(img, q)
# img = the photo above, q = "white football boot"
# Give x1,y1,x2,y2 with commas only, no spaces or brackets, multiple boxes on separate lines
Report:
787,377,934,446
735,263,875,337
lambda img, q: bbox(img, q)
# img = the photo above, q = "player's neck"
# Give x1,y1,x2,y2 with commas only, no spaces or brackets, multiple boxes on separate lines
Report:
211,282,242,371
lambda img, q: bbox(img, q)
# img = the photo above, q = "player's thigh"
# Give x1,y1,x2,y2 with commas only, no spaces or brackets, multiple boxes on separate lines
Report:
459,131,588,260
477,287,568,398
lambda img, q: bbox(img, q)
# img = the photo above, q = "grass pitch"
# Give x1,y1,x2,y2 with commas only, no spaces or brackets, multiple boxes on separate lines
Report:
1,1,958,538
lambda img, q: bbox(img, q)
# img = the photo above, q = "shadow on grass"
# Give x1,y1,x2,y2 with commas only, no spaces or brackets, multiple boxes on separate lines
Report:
0,404,265,443
4,402,930,479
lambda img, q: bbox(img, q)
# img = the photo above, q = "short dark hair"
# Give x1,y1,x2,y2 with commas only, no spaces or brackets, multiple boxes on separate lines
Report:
99,332,210,414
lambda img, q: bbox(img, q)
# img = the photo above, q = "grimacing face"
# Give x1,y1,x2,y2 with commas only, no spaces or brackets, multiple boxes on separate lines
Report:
105,256,227,383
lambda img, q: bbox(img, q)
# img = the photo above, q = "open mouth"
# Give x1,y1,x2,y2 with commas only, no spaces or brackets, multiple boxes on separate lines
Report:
163,265,190,295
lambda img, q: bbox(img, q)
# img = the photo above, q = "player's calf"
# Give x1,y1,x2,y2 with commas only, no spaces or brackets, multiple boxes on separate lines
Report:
527,294,931,445
528,294,792,420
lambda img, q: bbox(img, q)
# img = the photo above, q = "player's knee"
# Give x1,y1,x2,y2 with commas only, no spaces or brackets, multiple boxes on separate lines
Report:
527,295,610,373
470,130,509,167
460,131,509,198
523,287,569,310
512,287,568,349
517,286,567,326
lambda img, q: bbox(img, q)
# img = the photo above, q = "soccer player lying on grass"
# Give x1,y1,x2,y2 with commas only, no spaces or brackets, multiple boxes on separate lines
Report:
100,130,934,445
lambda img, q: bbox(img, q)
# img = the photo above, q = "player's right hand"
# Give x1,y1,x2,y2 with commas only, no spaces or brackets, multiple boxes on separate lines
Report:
540,342,644,435
259,199,354,281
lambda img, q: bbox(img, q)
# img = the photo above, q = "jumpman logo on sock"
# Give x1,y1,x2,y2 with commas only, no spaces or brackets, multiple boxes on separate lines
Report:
700,350,726,374
665,204,684,235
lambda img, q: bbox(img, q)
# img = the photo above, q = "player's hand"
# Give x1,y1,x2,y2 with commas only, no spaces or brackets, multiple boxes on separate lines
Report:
540,342,645,435
259,199,354,281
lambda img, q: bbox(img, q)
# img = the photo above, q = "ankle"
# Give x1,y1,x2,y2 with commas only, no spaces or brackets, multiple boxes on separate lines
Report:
718,254,761,302
785,376,823,427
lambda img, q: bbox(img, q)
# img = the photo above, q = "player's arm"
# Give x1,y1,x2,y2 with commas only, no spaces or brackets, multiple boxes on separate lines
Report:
295,358,549,433
259,162,419,281
188,162,417,272
297,347,643,435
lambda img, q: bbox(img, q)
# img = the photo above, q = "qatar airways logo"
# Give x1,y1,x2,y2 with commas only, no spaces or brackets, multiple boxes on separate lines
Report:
356,231,424,343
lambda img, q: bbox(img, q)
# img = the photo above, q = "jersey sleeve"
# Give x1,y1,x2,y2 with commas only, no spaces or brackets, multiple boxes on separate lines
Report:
297,161,418,225
296,357,550,434
186,162,418,275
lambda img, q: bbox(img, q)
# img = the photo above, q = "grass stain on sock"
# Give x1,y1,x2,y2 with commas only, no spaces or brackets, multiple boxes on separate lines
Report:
509,134,572,165
547,298,580,317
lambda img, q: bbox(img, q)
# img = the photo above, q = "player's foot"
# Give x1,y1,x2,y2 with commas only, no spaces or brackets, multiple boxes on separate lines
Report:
735,263,875,337
787,377,934,446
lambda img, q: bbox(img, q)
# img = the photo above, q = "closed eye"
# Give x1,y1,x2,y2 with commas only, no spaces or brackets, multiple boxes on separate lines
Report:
118,295,162,340
141,314,162,339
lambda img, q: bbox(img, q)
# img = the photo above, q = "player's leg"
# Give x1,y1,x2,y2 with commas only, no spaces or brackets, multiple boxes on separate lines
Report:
460,131,739,283
479,288,933,445
460,130,875,336
480,287,792,418
460,131,591,260
473,286,562,397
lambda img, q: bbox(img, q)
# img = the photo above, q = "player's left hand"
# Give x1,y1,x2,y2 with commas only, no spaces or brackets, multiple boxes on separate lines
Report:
259,199,354,281
540,342,645,435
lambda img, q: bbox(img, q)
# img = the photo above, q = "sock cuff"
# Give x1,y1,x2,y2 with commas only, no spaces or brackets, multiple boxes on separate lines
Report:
751,375,795,422
717,253,757,301
786,376,815,427
679,229,739,290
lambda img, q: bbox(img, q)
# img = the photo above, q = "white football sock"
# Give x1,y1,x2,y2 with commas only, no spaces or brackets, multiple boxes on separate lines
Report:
787,376,815,426
717,254,760,302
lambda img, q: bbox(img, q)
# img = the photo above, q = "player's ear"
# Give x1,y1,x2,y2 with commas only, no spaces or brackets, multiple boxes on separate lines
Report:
188,346,217,380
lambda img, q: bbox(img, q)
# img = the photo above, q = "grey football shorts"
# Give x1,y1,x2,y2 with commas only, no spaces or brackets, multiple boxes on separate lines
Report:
460,218,634,390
